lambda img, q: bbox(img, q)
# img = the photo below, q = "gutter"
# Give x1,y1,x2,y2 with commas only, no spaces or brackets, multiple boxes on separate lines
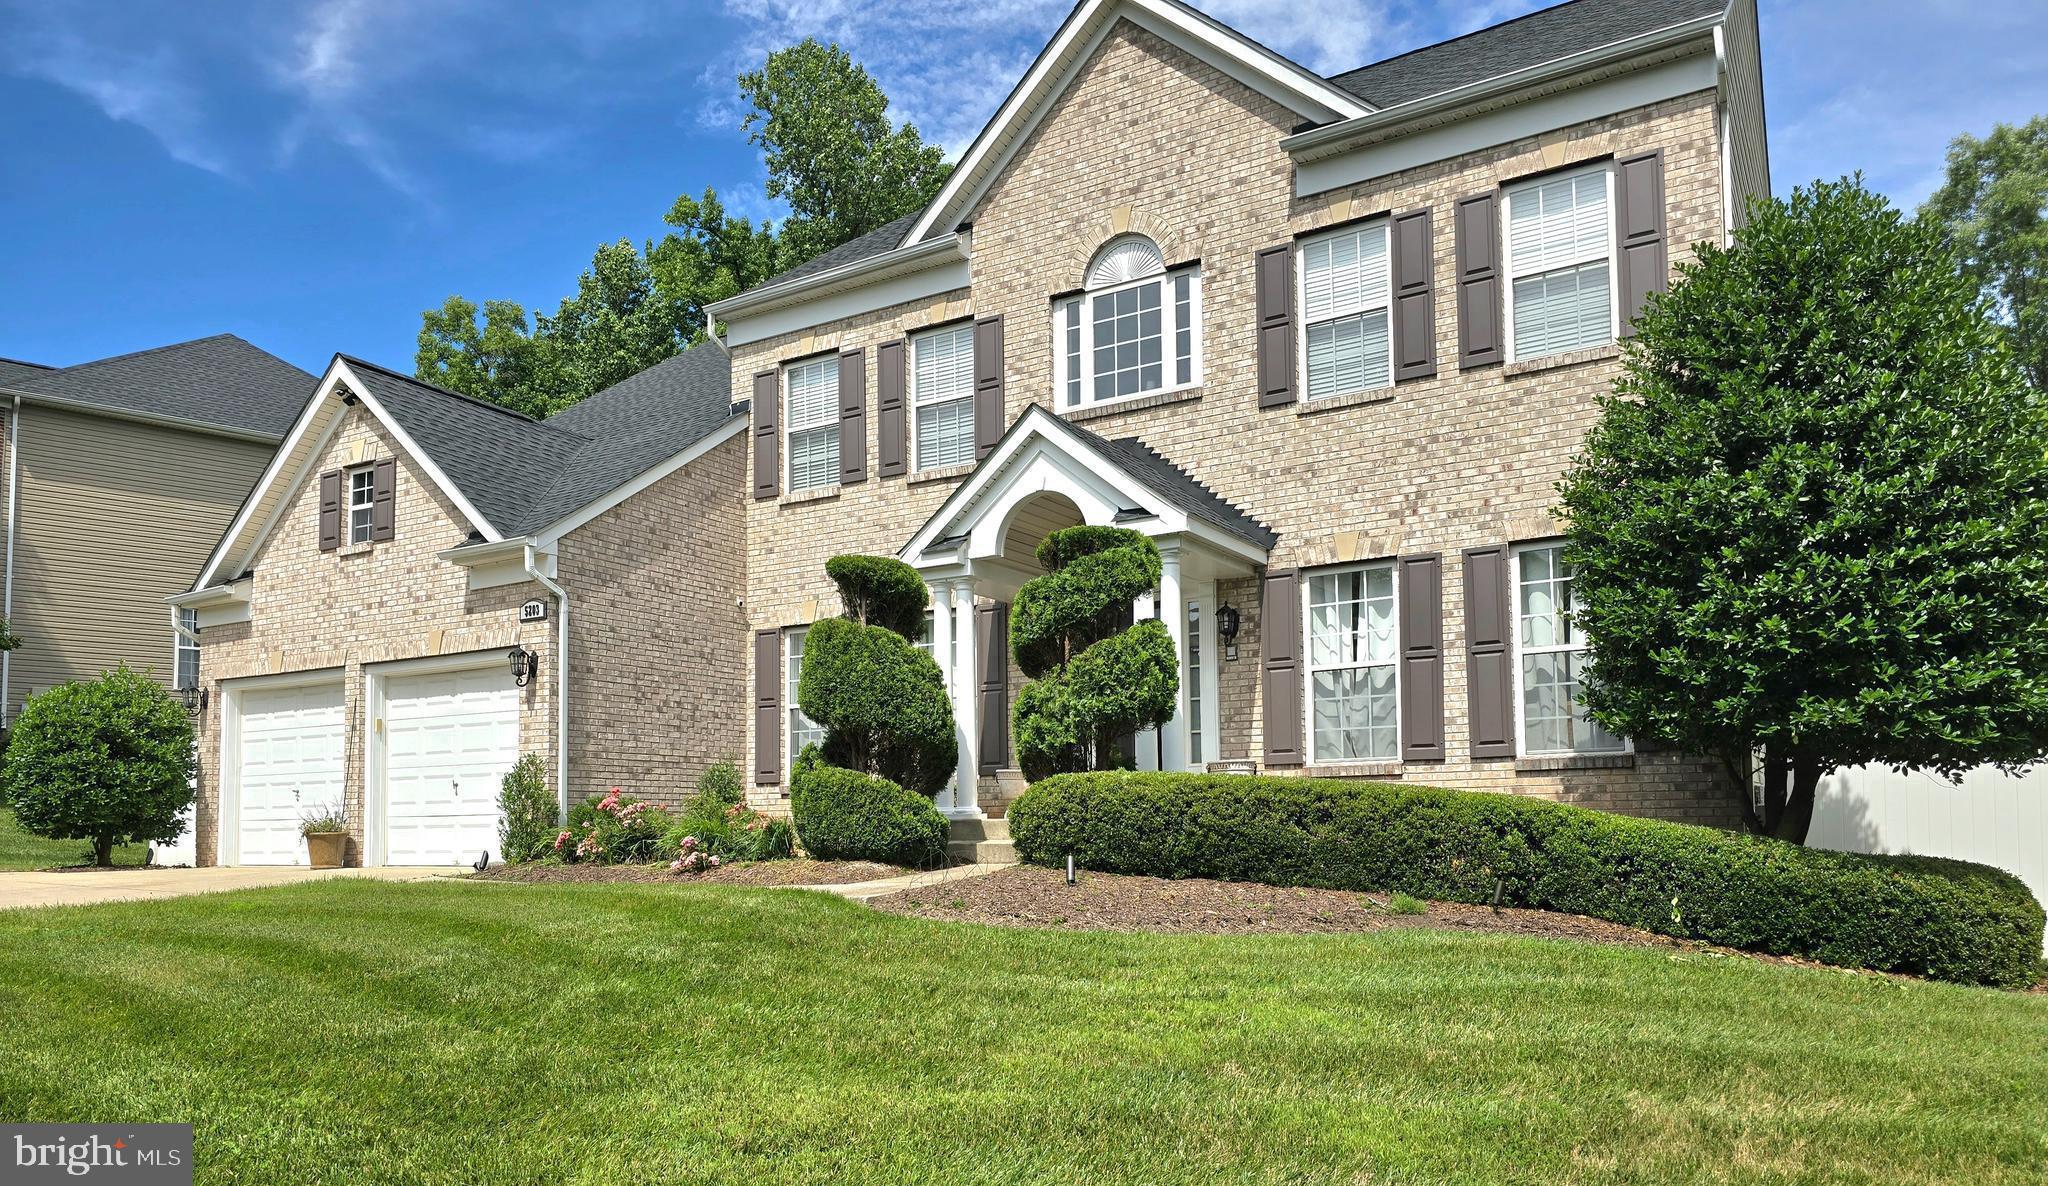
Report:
705,232,967,322
1280,12,1724,162
2,395,18,717
522,542,572,819
0,384,286,445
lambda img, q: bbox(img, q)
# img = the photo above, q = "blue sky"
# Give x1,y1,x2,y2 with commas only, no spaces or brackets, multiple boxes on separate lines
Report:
2,0,2044,376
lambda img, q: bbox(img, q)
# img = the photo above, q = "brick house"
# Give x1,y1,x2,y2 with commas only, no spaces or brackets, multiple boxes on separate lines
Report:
175,344,747,866
714,0,1769,827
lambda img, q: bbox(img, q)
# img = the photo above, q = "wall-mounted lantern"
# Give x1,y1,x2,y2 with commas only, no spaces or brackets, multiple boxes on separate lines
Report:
508,645,538,688
181,685,209,713
1217,602,1241,661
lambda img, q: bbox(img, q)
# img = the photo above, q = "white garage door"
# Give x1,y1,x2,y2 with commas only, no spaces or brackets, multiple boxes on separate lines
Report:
234,681,346,865
382,665,519,866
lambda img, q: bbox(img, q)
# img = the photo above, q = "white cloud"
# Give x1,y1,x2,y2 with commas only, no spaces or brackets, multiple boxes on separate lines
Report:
1,23,231,175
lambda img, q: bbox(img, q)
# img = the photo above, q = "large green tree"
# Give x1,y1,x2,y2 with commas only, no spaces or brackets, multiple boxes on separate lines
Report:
740,38,952,269
1558,178,2048,844
417,40,944,415
1922,116,2048,390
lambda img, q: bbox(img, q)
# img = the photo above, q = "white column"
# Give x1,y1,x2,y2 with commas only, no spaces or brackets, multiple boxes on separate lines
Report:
950,578,982,818
1159,544,1188,772
928,582,957,815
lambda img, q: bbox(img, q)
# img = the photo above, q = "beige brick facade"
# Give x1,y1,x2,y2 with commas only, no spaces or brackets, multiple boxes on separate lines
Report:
734,22,1741,826
193,406,748,865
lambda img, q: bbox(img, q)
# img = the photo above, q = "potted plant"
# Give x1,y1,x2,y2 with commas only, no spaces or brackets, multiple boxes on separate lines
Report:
300,804,349,869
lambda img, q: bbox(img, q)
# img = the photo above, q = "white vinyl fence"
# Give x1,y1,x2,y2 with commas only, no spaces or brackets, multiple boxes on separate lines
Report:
1811,764,2048,951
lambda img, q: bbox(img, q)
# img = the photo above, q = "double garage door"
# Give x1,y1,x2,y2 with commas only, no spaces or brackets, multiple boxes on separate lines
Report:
227,662,519,866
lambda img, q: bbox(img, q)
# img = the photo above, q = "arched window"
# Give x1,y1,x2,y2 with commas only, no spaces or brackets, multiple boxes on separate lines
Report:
1054,235,1201,408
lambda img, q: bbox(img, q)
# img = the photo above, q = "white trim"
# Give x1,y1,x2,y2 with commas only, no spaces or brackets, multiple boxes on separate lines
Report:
1291,54,1716,198
1300,560,1401,764
338,361,502,543
521,544,570,821
1051,262,1204,411
1508,540,1631,759
362,647,522,867
783,625,825,783
906,0,1368,245
908,323,977,474
216,667,346,867
708,233,965,327
532,414,747,544
2,395,20,716
193,370,343,589
718,251,970,348
1295,219,1394,402
346,464,376,544
1501,161,1620,364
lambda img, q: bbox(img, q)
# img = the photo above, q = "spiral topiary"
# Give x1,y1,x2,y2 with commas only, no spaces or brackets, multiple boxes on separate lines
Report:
797,555,957,796
1010,526,1178,779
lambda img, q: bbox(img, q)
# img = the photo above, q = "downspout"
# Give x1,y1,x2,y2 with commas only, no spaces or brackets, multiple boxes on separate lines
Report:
522,543,571,818
2,395,21,719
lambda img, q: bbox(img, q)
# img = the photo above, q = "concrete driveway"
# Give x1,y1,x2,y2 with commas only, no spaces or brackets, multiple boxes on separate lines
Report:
0,865,464,909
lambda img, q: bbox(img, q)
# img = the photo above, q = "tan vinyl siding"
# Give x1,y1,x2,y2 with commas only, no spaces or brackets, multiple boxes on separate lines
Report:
6,406,272,719
1722,0,1770,229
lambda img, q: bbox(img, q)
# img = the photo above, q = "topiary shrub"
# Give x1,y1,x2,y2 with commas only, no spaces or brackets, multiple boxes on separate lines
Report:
496,755,558,863
1010,526,1176,778
2,665,194,867
1008,772,2046,988
799,555,957,796
791,751,948,868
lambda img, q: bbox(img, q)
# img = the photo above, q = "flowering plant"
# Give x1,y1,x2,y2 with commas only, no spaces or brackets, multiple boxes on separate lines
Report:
556,787,670,864
667,835,725,875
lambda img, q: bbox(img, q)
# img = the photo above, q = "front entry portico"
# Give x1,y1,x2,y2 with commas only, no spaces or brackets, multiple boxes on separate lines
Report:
900,406,1275,818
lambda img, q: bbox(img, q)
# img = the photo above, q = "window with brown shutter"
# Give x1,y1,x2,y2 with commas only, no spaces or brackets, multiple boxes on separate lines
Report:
753,629,781,784
317,470,342,551
972,316,1004,459
837,348,866,485
1261,568,1303,766
1463,545,1516,758
1454,192,1503,368
977,603,1008,772
1398,553,1444,761
370,457,396,542
876,339,907,478
1255,246,1296,407
751,371,778,500
1615,150,1668,337
1390,208,1437,382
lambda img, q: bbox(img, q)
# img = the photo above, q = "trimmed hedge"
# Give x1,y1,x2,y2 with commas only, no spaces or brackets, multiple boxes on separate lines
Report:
1009,772,2045,987
791,752,948,869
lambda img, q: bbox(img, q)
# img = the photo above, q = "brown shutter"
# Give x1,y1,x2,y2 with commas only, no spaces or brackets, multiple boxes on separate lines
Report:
1261,568,1303,767
317,470,342,551
370,457,397,542
751,370,779,500
1390,208,1437,382
977,602,1008,773
1464,545,1516,759
1455,192,1504,368
1255,245,1295,408
1398,554,1445,761
837,347,866,486
1615,150,1668,337
973,316,1004,459
876,339,907,478
753,629,782,785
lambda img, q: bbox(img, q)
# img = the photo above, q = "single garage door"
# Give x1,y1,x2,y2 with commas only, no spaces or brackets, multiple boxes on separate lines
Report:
234,681,346,865
382,665,519,865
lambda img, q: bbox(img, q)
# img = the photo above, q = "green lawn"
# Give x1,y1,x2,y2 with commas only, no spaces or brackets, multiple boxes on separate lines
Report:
0,881,2043,1185
0,807,146,870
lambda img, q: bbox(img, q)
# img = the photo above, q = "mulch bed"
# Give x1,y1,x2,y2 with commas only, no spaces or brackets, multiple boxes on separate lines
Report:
469,859,906,887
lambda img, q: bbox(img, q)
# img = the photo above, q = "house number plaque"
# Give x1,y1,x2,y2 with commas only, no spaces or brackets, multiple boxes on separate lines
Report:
519,599,548,622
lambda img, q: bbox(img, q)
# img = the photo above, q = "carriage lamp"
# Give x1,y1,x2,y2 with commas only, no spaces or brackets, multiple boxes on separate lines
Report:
1217,602,1241,660
181,685,209,712
508,645,538,688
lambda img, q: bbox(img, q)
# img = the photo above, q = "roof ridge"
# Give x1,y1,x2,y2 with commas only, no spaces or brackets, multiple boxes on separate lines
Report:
50,332,243,373
0,356,55,371
1329,0,1594,82
337,354,588,439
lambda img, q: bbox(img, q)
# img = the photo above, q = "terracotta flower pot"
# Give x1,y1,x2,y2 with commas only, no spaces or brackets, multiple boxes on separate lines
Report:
305,831,349,869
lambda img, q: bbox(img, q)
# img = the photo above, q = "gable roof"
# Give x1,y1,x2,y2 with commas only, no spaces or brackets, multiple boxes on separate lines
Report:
1328,0,1726,108
747,214,921,296
1064,421,1277,550
0,334,314,438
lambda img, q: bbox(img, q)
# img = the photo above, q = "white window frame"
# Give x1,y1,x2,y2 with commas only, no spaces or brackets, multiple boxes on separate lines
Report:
174,608,200,691
1510,540,1630,757
1295,219,1394,402
346,466,375,545
1051,260,1203,412
783,356,840,493
785,626,826,776
1301,561,1401,765
909,323,976,472
1501,162,1620,364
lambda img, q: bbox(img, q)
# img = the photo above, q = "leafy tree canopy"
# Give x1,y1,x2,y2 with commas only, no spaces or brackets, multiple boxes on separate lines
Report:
1922,116,2048,390
3,666,195,867
1558,177,2048,844
416,42,946,415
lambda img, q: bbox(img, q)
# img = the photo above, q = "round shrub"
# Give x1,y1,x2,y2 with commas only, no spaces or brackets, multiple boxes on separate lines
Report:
791,760,948,868
2,665,194,867
797,615,956,795
824,554,928,639
1008,772,2046,988
496,755,558,864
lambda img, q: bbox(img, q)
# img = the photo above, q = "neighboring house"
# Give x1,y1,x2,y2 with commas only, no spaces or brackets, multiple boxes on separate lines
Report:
174,343,747,867
710,0,1770,824
0,335,313,725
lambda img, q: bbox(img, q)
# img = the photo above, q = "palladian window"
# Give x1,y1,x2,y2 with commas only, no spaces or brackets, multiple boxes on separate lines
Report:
1053,235,1200,409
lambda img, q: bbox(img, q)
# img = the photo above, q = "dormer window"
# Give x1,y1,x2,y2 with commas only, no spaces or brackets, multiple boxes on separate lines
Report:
1054,235,1201,409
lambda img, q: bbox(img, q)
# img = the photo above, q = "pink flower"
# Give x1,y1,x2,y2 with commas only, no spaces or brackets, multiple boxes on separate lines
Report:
708,855,721,868
680,835,697,850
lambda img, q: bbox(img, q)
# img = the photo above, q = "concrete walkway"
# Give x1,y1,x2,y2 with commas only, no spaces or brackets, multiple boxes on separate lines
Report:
796,861,1011,903
0,865,462,910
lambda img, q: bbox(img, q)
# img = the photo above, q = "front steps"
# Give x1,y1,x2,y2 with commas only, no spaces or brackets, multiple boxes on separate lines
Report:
947,816,1015,864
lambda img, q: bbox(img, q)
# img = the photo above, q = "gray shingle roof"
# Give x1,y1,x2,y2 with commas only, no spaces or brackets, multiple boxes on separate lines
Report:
1062,418,1278,550
743,213,920,297
0,334,314,437
338,339,739,538
1327,0,1725,107
0,358,54,389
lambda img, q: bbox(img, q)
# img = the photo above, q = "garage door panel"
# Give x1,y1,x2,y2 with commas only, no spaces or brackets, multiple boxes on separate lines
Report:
232,682,345,866
382,665,518,866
